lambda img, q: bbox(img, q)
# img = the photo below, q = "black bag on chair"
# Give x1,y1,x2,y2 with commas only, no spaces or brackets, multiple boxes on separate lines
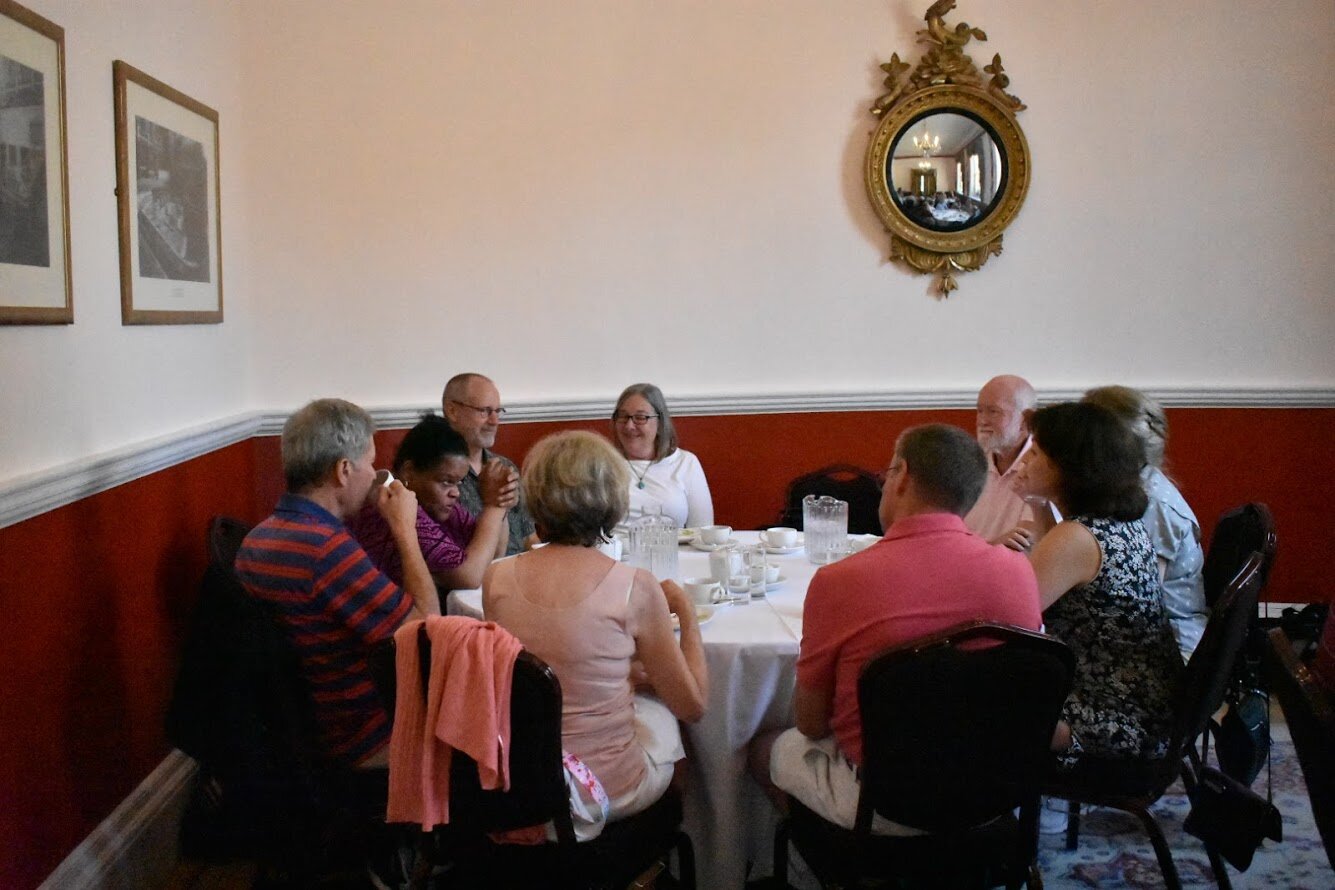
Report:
1184,765,1282,871
1213,687,1270,787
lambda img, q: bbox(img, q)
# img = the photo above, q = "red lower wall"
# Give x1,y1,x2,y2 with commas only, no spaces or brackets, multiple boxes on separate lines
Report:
1,406,1328,888
0,441,262,890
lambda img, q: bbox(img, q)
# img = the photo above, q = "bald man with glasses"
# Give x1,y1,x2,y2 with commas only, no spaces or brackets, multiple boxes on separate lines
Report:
442,372,538,555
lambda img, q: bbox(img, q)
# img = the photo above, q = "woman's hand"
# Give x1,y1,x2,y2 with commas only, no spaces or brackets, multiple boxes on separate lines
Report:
993,525,1036,552
660,579,691,618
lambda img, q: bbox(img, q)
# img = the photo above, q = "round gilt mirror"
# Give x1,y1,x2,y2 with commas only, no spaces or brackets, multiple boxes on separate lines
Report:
863,2,1031,294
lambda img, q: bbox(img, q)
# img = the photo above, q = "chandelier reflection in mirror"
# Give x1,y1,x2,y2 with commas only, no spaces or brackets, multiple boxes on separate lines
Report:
864,1,1031,295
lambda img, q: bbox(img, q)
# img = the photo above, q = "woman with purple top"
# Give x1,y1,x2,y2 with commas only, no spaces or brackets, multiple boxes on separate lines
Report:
348,414,516,592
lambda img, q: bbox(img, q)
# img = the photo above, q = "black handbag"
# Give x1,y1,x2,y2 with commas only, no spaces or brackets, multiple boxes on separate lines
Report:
1184,765,1282,871
1213,687,1270,786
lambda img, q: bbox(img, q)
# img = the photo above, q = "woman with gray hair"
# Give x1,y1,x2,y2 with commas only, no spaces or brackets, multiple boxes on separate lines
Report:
483,431,708,821
1083,385,1206,660
610,382,714,528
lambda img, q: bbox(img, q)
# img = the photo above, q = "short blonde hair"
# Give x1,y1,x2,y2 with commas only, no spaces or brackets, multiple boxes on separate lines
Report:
1082,385,1168,469
523,431,629,546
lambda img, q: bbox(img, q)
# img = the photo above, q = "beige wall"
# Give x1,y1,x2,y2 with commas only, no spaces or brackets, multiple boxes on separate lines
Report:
2,0,1333,484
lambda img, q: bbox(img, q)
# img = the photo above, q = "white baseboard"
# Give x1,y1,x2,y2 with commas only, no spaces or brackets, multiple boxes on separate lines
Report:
39,751,198,890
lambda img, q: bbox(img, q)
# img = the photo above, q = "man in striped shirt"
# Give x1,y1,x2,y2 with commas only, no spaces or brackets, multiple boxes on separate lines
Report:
235,398,439,767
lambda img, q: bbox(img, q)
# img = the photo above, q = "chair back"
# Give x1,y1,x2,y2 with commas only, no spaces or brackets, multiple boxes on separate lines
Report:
1202,503,1276,608
369,625,577,843
855,621,1074,835
777,463,883,535
208,515,253,570
1174,552,1265,752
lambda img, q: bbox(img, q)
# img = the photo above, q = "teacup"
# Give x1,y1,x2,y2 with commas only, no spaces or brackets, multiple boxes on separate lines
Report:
699,525,733,546
683,576,725,605
762,526,797,548
764,562,782,584
374,468,395,488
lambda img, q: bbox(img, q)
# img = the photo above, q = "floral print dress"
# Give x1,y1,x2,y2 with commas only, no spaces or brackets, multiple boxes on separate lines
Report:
1044,516,1182,763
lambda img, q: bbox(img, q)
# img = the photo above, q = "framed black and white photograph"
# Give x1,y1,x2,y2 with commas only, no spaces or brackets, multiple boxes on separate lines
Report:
0,0,71,324
114,60,222,324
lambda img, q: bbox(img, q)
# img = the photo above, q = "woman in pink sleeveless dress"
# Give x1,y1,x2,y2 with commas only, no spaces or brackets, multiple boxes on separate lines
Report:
483,431,708,820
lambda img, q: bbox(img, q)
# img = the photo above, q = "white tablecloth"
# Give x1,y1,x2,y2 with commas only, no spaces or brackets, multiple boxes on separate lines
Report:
449,531,822,889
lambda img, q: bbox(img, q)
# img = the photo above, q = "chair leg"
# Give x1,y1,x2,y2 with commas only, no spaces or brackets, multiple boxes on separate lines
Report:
773,817,790,889
1205,844,1233,890
1133,808,1182,890
674,830,696,890
1063,799,1080,851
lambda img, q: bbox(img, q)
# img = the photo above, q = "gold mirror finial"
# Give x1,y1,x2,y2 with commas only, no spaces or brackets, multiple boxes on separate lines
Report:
865,2,1030,295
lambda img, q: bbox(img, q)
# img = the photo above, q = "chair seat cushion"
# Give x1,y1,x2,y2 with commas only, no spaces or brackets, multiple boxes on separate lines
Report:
787,798,1027,886
1045,753,1179,806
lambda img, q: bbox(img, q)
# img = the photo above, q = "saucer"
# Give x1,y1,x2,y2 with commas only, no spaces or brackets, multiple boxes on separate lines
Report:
761,535,803,554
672,605,716,630
678,527,698,544
690,537,737,552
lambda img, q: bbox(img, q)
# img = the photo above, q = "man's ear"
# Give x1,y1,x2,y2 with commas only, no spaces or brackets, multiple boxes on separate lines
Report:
330,457,353,489
894,462,913,497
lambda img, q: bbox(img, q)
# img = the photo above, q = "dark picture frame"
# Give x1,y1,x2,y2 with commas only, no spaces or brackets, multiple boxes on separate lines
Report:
0,0,72,324
113,60,222,324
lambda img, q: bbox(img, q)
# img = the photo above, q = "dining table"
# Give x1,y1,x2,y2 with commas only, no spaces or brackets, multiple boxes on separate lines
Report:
448,529,859,888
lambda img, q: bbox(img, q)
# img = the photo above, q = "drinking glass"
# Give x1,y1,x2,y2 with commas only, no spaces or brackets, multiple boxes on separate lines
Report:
745,546,769,599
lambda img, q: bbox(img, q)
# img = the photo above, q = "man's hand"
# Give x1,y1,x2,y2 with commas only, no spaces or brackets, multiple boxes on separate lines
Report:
479,461,519,510
373,481,420,536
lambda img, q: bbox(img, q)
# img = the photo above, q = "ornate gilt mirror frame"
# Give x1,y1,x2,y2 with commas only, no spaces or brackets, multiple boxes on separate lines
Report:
865,1,1030,295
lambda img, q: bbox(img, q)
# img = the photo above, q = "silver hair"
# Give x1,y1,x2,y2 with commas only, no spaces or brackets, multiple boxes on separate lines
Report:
282,398,376,491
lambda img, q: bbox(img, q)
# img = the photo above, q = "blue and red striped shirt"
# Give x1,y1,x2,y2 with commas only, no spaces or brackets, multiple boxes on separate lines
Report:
235,494,411,765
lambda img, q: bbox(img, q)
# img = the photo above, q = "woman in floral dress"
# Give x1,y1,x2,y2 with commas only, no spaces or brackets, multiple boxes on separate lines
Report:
1017,402,1181,763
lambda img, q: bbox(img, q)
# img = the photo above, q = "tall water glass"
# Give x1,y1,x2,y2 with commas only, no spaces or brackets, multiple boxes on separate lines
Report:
627,514,679,581
745,546,769,599
803,494,849,565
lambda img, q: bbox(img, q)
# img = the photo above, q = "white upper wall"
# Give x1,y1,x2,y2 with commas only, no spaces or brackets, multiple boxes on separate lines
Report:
1,0,1332,483
238,0,1334,410
0,0,250,481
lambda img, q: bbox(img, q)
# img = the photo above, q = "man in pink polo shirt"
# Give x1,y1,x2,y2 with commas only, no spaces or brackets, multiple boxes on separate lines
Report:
963,374,1051,549
763,424,1043,832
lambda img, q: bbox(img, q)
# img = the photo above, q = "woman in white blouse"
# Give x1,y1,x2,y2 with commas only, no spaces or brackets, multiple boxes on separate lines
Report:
610,383,714,528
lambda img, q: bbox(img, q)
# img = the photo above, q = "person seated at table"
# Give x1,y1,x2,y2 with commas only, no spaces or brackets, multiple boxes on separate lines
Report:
963,373,1055,549
235,398,439,768
483,431,709,820
753,424,1042,831
1017,402,1181,764
610,382,714,528
1082,385,1207,661
348,413,517,593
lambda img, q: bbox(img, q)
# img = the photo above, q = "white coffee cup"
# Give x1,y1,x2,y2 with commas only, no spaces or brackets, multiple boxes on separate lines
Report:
699,525,733,546
683,576,724,605
374,468,395,488
763,526,797,548
764,562,782,584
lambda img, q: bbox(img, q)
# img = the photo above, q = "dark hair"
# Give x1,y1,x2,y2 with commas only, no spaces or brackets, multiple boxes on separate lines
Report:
1030,402,1148,521
612,383,678,460
392,413,470,474
894,424,988,516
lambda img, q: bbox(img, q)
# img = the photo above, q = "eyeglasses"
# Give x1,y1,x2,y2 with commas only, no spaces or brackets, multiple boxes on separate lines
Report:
612,412,658,426
449,400,507,420
875,462,905,486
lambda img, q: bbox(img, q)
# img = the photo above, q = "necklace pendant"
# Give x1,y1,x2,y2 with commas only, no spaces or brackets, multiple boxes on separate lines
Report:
637,480,646,489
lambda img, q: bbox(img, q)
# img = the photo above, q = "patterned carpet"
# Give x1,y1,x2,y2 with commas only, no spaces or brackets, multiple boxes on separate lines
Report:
1038,709,1333,889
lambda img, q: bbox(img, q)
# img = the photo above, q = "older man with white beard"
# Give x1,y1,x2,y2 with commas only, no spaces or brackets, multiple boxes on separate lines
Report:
963,374,1052,550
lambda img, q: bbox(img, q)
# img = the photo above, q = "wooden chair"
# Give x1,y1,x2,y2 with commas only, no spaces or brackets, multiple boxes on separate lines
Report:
773,621,1074,889
1263,626,1335,869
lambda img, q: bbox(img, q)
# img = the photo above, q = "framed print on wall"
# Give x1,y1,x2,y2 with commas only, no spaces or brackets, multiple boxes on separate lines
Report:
0,0,72,324
113,60,222,324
